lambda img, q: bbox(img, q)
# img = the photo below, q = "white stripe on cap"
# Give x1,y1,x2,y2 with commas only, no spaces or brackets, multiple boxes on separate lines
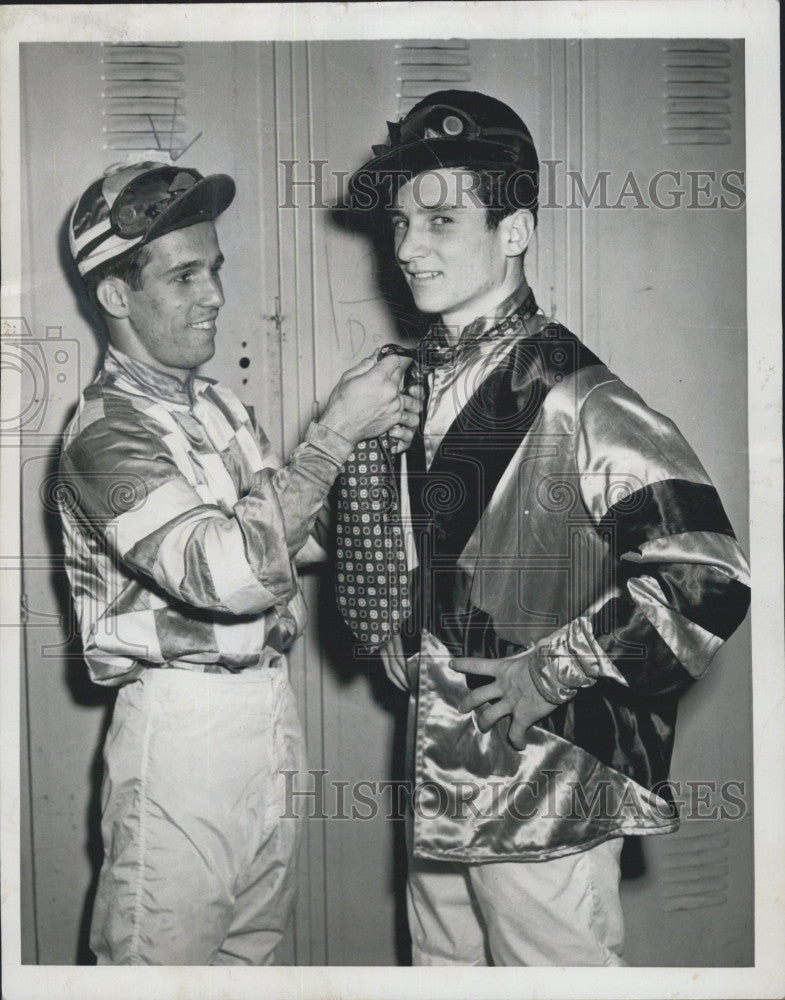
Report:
71,217,112,255
77,233,145,276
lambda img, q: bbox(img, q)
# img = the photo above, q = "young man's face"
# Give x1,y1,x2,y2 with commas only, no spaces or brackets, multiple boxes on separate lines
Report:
122,221,225,378
390,168,521,333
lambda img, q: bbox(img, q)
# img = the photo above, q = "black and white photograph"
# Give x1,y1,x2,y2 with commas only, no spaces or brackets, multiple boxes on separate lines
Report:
1,3,782,999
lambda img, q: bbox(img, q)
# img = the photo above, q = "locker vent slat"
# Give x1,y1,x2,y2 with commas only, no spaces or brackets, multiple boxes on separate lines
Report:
101,43,188,154
660,826,730,912
663,41,733,145
395,40,472,116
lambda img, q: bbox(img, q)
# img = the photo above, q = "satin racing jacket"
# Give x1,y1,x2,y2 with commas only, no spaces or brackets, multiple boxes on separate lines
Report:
398,283,750,862
59,346,351,685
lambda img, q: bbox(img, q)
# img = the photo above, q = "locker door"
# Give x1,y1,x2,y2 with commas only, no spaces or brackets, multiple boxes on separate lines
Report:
18,41,285,964
20,43,122,964
582,38,752,966
301,37,569,965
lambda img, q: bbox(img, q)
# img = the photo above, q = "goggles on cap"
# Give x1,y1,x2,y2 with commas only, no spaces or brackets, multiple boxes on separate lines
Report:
110,166,202,238
70,162,235,276
372,103,532,164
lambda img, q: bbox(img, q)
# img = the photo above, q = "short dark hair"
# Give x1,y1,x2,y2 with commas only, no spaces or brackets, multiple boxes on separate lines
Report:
81,243,151,313
471,167,539,232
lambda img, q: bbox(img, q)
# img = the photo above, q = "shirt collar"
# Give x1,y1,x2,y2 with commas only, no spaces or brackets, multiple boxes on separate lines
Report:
104,345,198,406
455,281,534,344
423,281,537,365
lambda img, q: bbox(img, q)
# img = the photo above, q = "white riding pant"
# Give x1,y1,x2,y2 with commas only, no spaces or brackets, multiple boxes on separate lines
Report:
407,837,626,966
90,663,304,965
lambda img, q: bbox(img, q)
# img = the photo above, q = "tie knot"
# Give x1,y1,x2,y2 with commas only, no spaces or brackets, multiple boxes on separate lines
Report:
376,340,453,384
417,340,455,372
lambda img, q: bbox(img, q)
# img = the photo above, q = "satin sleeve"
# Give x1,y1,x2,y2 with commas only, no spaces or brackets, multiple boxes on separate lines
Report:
533,379,750,702
247,412,352,561
62,411,348,616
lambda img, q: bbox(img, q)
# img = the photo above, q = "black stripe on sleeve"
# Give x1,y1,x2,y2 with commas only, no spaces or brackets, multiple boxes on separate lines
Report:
590,593,696,697
598,479,735,551
651,563,751,641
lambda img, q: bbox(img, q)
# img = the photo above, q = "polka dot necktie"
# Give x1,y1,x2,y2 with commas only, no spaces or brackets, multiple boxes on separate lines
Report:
335,293,537,652
335,433,408,652
334,344,432,652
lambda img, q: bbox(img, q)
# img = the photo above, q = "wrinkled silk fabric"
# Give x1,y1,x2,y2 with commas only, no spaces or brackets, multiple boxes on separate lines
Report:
408,631,675,863
401,308,750,861
59,347,349,685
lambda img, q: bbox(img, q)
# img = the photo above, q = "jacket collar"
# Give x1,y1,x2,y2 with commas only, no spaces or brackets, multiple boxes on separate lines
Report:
104,345,199,406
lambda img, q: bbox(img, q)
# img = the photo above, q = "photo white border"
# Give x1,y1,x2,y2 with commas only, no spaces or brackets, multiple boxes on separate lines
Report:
1,3,782,998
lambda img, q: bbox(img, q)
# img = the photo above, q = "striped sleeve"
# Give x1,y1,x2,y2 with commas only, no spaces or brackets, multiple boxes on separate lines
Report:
533,378,750,702
244,406,343,564
267,420,352,556
61,406,343,616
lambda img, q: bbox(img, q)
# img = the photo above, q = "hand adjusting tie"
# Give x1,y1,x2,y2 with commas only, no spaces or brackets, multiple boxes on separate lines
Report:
376,343,423,452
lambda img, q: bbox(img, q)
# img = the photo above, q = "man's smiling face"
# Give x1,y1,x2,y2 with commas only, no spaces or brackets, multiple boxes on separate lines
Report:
122,221,225,379
390,168,526,336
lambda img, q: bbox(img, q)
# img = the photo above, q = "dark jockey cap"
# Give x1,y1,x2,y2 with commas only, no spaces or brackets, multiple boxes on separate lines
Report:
347,89,539,212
